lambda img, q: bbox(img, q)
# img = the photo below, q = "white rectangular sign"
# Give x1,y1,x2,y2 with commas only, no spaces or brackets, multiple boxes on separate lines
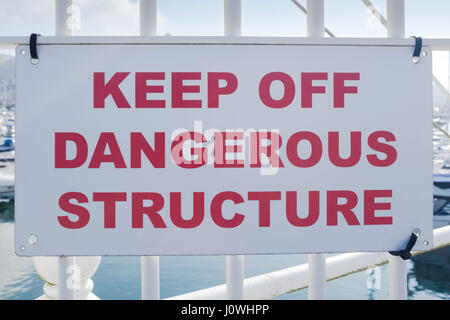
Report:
15,41,433,255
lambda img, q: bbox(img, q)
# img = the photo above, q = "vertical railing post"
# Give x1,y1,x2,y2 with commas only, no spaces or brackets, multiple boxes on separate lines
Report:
306,0,324,37
389,255,408,299
306,0,326,300
224,0,244,300
142,256,160,300
55,0,77,300
140,0,157,36
139,0,161,300
55,0,73,36
308,253,326,300
387,0,405,38
58,256,76,300
224,0,241,37
226,255,244,299
387,0,407,300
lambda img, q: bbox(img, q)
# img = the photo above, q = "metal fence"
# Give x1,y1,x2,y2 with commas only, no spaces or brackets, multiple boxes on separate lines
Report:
1,0,450,300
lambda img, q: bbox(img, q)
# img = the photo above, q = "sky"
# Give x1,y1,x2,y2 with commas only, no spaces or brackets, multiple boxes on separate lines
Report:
1,0,450,37
0,0,449,86
0,0,450,37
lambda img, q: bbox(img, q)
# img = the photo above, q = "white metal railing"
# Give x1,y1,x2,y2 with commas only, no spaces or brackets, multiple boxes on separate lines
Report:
224,0,244,301
385,0,409,301
167,225,450,300
305,0,326,301
2,0,450,300
139,0,160,301
1,35,450,48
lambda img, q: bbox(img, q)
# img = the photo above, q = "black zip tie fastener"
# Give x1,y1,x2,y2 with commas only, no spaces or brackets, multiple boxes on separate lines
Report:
29,33,41,65
411,36,422,64
389,231,418,260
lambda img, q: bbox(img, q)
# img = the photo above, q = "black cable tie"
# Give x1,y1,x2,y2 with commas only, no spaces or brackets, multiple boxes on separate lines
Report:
29,33,41,64
411,36,422,64
389,232,418,260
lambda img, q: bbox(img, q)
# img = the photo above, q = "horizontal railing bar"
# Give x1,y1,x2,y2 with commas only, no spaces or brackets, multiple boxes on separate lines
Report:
167,225,450,300
1,36,450,50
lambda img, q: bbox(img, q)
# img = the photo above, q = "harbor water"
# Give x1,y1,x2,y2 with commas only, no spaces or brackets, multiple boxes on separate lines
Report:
0,201,448,300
